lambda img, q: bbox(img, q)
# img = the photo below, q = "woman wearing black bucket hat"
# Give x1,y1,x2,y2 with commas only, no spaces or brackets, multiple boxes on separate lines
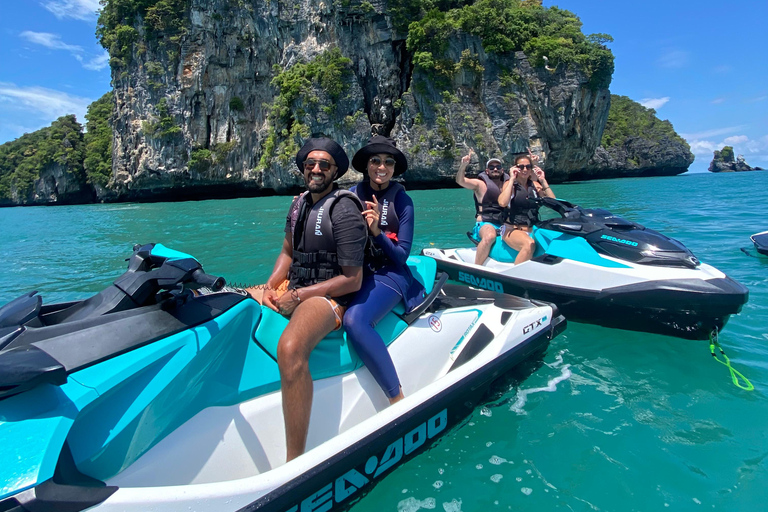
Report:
343,135,425,404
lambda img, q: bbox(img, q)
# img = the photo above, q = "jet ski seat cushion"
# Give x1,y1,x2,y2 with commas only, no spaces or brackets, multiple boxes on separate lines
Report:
252,257,437,381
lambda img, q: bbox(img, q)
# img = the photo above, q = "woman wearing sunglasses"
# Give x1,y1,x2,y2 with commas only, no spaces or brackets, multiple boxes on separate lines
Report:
498,153,555,264
343,135,425,404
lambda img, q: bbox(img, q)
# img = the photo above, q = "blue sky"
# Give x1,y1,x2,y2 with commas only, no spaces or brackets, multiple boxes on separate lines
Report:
1,1,766,173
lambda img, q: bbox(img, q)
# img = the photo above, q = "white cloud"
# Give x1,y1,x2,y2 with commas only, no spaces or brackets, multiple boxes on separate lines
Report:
680,126,746,140
19,31,108,72
81,52,110,71
639,97,670,110
710,98,726,104
684,133,768,162
712,65,731,74
42,0,100,21
657,50,689,68
747,95,767,103
20,31,83,53
723,135,749,145
0,83,92,123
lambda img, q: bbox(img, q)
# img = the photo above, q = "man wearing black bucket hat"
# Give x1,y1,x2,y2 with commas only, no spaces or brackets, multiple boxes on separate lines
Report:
246,136,367,461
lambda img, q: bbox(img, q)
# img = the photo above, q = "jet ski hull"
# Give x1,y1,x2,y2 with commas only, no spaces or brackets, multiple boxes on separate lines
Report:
751,231,768,256
0,246,566,512
423,247,747,340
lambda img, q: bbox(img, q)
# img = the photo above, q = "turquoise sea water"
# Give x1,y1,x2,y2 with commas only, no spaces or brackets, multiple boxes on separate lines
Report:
1,171,766,511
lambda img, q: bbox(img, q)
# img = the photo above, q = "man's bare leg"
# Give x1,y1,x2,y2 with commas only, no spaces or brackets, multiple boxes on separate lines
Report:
474,224,498,265
277,297,339,462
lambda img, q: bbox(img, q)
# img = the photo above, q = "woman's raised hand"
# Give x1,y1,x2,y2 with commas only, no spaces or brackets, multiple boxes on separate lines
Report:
363,195,381,236
527,146,540,165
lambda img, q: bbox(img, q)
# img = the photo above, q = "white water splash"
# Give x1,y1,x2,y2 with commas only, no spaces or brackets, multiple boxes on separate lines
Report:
442,499,463,512
510,364,572,415
398,497,437,511
490,474,503,483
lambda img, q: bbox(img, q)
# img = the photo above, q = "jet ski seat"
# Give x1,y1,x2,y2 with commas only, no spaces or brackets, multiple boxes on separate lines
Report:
252,256,441,381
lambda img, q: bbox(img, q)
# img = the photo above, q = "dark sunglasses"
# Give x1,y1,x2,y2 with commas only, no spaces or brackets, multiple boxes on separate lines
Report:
370,156,396,167
488,165,503,171
303,159,336,172
517,164,533,170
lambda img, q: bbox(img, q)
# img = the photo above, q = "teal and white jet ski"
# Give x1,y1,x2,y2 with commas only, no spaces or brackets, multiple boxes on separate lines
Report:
423,198,748,340
0,243,564,512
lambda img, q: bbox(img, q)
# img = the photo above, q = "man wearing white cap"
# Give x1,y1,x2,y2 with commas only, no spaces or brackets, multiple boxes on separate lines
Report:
456,149,510,265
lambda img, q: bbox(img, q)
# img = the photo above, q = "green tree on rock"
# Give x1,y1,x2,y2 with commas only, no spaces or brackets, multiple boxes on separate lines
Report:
84,92,115,188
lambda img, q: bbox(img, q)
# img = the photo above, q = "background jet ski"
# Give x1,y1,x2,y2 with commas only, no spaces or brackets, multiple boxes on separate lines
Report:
750,231,768,256
423,197,748,340
0,243,564,512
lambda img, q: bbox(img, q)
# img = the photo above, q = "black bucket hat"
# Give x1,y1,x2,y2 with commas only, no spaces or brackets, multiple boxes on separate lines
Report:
351,135,408,176
295,137,349,180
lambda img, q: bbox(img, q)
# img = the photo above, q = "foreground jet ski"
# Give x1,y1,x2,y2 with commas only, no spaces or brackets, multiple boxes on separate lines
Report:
0,243,564,512
423,198,748,340
751,231,768,256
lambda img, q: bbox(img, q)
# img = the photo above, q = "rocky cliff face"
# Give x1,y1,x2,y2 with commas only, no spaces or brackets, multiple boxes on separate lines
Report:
0,161,92,206
105,0,612,200
569,94,694,179
709,147,764,172
572,135,694,179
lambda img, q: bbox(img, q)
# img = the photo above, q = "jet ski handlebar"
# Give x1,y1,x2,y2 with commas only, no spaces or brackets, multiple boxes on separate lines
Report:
536,197,579,218
0,244,227,330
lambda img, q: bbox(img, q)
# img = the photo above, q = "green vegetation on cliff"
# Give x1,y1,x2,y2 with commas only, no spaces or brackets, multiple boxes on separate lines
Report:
97,0,190,68
601,95,687,149
0,116,86,201
84,92,115,187
405,0,613,89
716,146,735,162
261,48,354,167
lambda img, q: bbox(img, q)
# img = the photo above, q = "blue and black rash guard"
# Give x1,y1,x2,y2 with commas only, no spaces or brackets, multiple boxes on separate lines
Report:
351,180,424,312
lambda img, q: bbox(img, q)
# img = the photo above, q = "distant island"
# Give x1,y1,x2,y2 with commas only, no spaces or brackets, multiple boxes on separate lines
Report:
708,146,764,173
1,0,694,207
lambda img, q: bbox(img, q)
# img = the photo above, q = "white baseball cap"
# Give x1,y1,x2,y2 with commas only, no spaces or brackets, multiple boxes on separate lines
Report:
486,158,503,168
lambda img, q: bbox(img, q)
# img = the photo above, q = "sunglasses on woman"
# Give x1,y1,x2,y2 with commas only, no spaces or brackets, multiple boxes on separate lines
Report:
517,164,533,170
303,159,336,172
369,156,396,167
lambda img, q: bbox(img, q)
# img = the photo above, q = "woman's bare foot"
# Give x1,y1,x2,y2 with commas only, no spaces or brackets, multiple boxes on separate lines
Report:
389,387,405,405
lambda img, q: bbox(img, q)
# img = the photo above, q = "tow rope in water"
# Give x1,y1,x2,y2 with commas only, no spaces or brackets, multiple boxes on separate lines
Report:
709,327,754,391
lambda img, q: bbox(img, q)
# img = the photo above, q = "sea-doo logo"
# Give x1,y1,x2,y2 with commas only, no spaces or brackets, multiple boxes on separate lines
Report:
458,271,504,293
314,207,325,235
522,315,548,334
380,199,389,226
285,409,448,512
600,234,637,246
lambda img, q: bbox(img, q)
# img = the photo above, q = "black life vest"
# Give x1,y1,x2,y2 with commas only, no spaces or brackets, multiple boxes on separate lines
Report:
354,180,404,236
353,180,405,269
473,171,510,225
505,181,540,226
289,187,364,288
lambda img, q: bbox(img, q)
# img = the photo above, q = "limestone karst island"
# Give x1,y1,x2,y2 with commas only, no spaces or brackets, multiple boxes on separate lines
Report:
0,0,695,206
